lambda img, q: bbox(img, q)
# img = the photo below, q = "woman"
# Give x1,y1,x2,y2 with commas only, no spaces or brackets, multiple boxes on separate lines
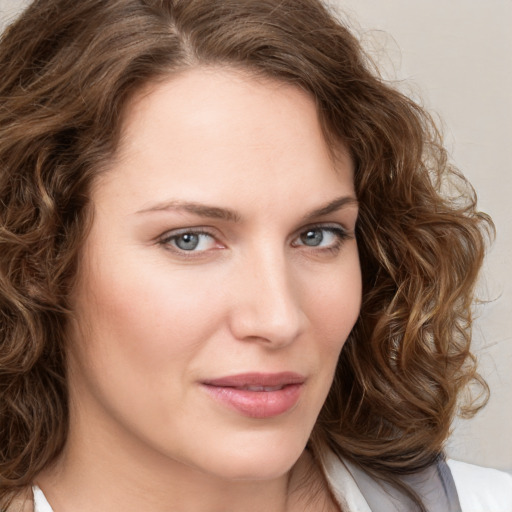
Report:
0,0,510,511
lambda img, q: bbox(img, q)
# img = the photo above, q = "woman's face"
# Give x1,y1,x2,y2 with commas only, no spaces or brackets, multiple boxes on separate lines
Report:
68,68,361,482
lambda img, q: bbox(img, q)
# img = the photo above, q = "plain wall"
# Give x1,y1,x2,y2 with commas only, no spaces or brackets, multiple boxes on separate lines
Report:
1,0,511,471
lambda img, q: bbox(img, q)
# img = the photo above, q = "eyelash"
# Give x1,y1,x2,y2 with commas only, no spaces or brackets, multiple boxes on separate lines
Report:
158,228,219,255
291,224,351,255
157,224,351,258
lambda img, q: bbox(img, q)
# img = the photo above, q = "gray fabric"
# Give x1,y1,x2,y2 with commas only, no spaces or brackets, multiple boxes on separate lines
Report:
343,456,462,512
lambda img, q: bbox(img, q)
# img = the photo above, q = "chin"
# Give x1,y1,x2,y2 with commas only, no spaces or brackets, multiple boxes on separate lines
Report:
208,455,299,482
190,430,309,482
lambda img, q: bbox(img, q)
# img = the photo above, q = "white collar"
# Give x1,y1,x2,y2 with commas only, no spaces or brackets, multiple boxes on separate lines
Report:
317,447,372,511
32,486,53,512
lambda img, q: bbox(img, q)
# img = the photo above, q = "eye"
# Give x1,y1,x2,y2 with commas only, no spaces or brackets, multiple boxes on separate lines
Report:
292,226,349,250
159,229,219,253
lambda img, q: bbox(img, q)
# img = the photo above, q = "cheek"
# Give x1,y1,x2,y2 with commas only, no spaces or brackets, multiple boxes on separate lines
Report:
291,251,361,409
72,251,226,379
303,253,362,350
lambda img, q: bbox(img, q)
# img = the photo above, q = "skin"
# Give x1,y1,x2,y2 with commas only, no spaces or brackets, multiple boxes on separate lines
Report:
37,68,362,512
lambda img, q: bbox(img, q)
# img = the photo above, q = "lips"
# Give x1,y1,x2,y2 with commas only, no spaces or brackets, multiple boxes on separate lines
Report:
201,372,305,419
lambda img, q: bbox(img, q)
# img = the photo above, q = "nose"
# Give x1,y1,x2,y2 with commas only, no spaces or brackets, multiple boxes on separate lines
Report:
227,249,307,348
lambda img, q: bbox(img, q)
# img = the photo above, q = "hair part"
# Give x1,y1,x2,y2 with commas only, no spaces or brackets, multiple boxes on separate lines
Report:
0,0,492,509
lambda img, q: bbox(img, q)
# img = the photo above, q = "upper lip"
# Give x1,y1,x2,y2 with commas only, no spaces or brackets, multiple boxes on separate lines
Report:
202,372,306,388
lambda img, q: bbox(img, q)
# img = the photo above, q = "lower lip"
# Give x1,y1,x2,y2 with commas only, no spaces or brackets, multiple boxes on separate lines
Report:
202,383,303,419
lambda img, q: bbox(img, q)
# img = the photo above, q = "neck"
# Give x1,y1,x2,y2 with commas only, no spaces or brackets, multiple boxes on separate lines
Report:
36,449,318,512
35,412,330,512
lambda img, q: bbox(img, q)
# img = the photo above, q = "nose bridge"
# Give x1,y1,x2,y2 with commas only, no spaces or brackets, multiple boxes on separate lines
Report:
229,242,305,346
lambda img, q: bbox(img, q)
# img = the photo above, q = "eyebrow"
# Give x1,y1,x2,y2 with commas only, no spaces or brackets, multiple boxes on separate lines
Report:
300,196,358,222
136,200,241,222
135,195,358,223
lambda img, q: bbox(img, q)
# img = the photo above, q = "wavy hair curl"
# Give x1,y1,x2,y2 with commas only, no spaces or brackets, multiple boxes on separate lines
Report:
0,0,491,508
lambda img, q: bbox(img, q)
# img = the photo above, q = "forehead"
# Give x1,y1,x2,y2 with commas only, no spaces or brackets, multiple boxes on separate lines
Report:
118,67,347,160
94,67,353,218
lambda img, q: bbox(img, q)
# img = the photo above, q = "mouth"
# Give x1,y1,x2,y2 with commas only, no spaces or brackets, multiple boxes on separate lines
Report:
201,372,305,419
231,385,288,391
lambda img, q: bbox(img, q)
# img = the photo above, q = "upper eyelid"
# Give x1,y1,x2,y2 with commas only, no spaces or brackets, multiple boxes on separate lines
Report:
158,226,217,241
158,222,347,235
295,224,348,236
293,222,350,237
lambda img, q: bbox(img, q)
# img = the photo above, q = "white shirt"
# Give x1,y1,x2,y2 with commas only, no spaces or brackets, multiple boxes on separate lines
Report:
448,459,512,512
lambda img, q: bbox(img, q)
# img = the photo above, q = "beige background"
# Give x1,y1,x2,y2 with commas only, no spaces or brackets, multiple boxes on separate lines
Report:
1,0,511,471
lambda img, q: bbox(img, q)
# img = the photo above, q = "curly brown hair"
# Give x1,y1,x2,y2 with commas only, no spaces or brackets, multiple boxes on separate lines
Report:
0,0,491,509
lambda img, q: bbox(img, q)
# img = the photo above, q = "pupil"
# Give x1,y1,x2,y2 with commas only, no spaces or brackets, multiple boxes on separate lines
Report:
176,233,199,250
301,229,323,246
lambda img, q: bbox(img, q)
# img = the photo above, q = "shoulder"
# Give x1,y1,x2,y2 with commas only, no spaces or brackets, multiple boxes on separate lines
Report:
447,459,512,512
